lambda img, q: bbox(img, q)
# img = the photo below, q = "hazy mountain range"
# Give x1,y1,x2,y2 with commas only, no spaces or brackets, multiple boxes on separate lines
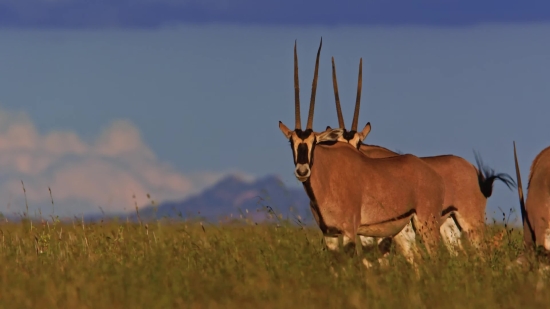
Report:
83,174,312,224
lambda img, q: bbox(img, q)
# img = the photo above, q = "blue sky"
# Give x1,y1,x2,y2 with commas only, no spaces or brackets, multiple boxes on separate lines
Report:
0,1,549,28
0,2,547,224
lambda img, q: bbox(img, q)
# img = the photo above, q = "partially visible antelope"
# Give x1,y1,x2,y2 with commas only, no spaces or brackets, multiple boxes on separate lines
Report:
326,56,516,256
513,142,550,257
278,39,445,264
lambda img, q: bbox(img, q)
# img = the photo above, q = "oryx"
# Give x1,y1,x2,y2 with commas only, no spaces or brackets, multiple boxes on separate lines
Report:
326,56,516,255
278,39,445,263
513,142,550,256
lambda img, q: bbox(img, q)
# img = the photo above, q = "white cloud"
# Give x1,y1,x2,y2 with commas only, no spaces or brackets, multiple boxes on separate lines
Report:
0,108,250,216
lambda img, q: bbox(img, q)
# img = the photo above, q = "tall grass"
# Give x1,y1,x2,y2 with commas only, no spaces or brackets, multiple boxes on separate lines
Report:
0,214,547,309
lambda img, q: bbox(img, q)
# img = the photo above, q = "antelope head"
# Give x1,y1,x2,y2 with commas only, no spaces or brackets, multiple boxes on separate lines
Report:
325,57,371,149
279,39,344,182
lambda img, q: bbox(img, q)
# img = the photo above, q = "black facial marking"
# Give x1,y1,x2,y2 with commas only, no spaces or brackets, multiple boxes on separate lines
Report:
288,129,315,166
310,142,315,165
342,129,361,149
295,129,313,139
342,129,357,141
289,139,297,164
296,143,309,164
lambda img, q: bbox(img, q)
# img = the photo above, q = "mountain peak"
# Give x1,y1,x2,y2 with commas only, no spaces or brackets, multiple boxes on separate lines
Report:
135,173,311,222
208,173,254,192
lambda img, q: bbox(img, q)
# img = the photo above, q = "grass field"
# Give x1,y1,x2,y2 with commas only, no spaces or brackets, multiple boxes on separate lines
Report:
0,213,548,309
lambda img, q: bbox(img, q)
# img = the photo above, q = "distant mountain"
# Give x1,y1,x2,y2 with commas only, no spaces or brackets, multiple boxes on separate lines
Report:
128,174,312,223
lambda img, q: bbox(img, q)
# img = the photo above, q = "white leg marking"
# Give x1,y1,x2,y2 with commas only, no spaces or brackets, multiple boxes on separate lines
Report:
544,229,550,252
452,211,484,251
342,235,354,247
325,236,339,252
393,221,417,265
360,236,377,251
440,216,462,256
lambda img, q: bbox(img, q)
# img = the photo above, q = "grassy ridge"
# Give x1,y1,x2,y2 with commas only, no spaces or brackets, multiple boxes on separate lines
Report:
0,217,547,309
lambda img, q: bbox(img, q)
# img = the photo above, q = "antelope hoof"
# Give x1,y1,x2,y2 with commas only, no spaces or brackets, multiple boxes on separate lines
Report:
325,236,339,252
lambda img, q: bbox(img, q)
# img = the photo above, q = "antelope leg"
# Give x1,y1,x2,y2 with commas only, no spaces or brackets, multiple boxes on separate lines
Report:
324,235,340,252
440,215,463,256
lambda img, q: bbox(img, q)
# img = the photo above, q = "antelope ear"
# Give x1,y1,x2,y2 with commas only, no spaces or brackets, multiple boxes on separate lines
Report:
357,122,371,141
279,121,293,138
316,128,343,143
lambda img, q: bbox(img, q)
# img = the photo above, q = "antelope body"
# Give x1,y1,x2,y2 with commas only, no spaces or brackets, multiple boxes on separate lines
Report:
327,57,515,254
279,39,445,262
514,143,550,254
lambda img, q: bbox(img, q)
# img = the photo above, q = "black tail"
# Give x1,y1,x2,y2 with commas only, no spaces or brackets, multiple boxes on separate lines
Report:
474,150,516,198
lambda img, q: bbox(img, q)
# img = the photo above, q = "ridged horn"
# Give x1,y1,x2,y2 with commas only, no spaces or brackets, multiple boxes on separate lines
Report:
351,58,362,132
331,57,345,129
305,37,322,130
294,40,301,130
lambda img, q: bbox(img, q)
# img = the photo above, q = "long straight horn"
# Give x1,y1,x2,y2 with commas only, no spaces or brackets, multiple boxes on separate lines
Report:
331,57,345,129
351,58,362,132
513,141,535,248
294,40,301,130
306,37,322,130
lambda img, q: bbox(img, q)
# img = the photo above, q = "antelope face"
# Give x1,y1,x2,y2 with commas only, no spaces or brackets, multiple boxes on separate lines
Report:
279,121,343,182
324,122,371,149
279,38,328,182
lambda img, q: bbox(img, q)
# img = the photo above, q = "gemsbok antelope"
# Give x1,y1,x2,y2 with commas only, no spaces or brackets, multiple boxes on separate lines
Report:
327,56,516,255
513,142,550,256
278,39,445,263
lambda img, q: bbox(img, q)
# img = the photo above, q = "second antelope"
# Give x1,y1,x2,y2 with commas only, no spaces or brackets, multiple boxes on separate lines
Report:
326,56,516,256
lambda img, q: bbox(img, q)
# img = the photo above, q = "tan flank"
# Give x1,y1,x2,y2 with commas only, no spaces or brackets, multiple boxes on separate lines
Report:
513,142,550,254
327,57,515,255
278,39,445,263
